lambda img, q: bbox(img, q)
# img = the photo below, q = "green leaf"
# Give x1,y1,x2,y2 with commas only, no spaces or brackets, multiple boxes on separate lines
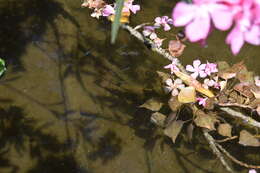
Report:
0,58,6,77
111,0,124,44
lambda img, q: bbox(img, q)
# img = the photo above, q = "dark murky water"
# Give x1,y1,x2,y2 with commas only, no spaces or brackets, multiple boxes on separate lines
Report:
0,0,259,173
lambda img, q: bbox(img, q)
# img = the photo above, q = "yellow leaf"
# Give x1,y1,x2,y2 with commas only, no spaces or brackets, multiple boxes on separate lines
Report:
178,86,196,103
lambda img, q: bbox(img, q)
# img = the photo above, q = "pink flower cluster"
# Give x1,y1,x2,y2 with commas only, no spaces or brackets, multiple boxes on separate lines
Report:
142,16,173,47
186,60,218,79
102,0,140,17
172,0,260,55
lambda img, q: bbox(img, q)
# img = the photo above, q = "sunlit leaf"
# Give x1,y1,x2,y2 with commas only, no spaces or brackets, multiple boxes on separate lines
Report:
194,110,218,131
150,112,166,127
164,120,185,143
239,130,260,147
111,0,124,44
139,98,163,111
218,123,232,137
173,70,214,97
178,86,196,103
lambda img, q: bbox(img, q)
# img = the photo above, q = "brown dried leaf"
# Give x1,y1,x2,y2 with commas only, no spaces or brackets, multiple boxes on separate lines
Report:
140,98,163,111
217,61,230,72
82,0,105,8
178,87,196,103
237,69,254,83
234,82,254,99
164,120,185,143
151,112,167,127
168,96,183,112
168,40,186,57
239,130,260,147
218,123,232,137
204,97,215,110
165,112,177,127
194,110,218,131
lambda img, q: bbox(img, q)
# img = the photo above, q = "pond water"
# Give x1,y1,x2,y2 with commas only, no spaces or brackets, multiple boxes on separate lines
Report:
0,0,259,173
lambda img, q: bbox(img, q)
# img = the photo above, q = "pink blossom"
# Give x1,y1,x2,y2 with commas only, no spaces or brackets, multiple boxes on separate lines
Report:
186,60,207,79
102,5,115,16
226,1,260,54
205,62,218,76
197,97,207,107
124,0,140,14
154,16,173,31
164,59,179,74
153,37,165,47
248,169,257,173
203,77,220,89
165,78,185,96
172,1,234,42
142,26,158,40
255,76,260,87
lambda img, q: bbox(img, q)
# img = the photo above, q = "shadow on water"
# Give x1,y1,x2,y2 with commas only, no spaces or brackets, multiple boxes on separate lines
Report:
0,0,79,72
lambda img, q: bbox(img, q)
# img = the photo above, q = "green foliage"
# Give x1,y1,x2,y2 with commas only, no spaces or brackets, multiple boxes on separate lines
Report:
111,0,124,44
0,58,6,77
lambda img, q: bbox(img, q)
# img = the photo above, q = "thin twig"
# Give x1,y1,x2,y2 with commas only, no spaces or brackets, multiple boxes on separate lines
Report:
218,103,254,110
220,107,260,128
215,136,238,143
203,129,234,173
215,142,260,169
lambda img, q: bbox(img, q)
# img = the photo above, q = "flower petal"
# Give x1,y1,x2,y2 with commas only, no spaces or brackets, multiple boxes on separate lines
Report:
226,26,244,55
193,60,201,68
245,25,260,45
172,2,196,26
191,72,199,79
185,14,211,42
186,65,195,72
210,4,233,30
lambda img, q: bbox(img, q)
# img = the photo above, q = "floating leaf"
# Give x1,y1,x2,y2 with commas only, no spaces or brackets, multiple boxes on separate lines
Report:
0,58,6,77
178,86,196,103
173,70,214,97
168,96,183,111
139,98,163,111
194,110,218,131
168,40,186,57
239,130,260,147
218,123,232,137
164,120,185,143
150,112,167,127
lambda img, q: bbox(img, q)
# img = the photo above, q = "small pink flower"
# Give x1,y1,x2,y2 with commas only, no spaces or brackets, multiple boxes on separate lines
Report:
153,37,165,47
154,16,173,31
248,169,257,173
124,0,140,14
255,76,260,87
205,62,218,76
164,59,179,74
197,97,207,107
165,78,185,96
142,26,158,40
186,60,207,79
102,5,115,16
203,77,220,89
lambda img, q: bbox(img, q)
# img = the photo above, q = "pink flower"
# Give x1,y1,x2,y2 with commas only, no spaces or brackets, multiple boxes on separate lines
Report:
197,97,207,107
186,60,207,79
203,77,220,89
248,169,257,173
142,26,158,40
164,59,179,74
205,62,218,76
165,78,185,96
172,1,234,42
153,37,165,47
226,1,260,55
102,5,115,16
124,0,140,14
255,76,260,87
154,16,173,31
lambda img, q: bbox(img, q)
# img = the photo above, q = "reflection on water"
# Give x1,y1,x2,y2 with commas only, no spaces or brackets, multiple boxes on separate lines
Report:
0,0,259,173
